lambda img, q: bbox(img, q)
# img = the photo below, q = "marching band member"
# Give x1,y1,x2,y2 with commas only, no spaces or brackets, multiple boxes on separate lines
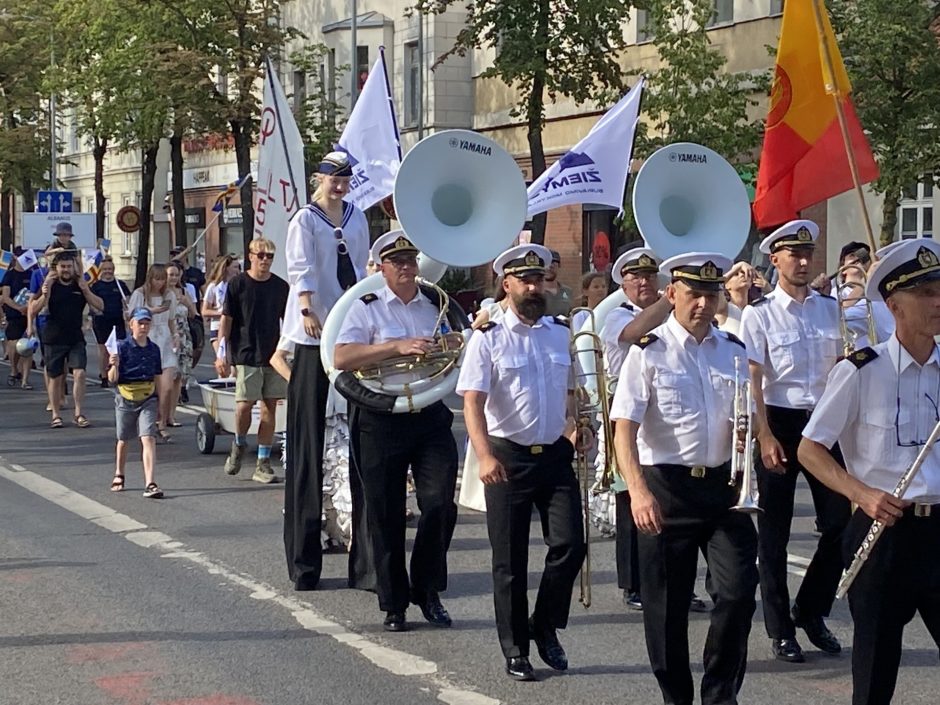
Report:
283,152,369,591
599,247,672,610
612,252,758,705
798,238,940,705
836,241,894,348
334,231,459,632
739,220,849,662
457,244,587,681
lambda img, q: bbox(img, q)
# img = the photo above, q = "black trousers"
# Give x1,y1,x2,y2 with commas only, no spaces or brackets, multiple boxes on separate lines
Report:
616,490,641,594
638,463,758,705
845,506,940,705
353,401,458,613
484,436,586,659
283,344,330,590
756,405,852,639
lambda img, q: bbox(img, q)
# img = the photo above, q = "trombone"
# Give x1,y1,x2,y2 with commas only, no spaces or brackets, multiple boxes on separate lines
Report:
569,307,616,609
835,264,877,356
729,356,761,514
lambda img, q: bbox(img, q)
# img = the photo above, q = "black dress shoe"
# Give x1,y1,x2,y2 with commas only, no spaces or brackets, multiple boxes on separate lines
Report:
622,590,643,610
529,617,568,671
505,656,536,681
412,591,452,628
771,637,806,663
792,606,841,654
383,611,409,632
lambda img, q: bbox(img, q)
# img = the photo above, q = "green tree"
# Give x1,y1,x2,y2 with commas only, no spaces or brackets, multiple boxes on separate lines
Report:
829,0,940,245
415,0,635,245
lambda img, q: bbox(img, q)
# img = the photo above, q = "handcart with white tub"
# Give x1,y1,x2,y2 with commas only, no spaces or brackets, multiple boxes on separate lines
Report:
195,379,287,454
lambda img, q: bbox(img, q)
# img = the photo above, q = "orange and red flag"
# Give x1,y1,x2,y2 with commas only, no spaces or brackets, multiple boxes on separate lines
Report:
753,0,879,230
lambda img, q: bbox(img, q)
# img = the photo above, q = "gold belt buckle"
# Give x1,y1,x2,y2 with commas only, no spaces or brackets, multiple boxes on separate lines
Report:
531,445,543,455
914,503,932,518
690,466,706,479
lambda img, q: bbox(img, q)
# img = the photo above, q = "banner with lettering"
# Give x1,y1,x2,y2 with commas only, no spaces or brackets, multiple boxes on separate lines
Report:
527,78,644,217
254,56,308,281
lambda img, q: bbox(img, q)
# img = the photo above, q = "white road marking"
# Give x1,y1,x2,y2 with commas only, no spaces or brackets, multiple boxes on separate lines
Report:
0,461,498,704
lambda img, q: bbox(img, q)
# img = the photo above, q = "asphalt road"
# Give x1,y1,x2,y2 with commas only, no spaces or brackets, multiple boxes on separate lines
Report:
1,345,937,705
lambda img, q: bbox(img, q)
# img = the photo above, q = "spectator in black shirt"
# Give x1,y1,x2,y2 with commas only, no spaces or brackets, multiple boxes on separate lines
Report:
90,258,130,387
1,248,34,388
28,252,103,428
216,237,289,484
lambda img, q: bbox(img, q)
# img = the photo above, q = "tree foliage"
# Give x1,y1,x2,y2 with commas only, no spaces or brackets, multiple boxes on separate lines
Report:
829,0,940,244
415,0,635,244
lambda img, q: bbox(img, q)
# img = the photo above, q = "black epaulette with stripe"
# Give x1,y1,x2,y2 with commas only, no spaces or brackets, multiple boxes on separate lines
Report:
360,293,378,304
637,333,659,349
847,347,878,369
552,316,569,328
478,321,497,333
724,332,746,348
751,296,769,306
620,302,635,311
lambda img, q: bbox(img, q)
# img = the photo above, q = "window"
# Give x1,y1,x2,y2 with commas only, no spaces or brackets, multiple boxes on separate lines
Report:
707,0,734,27
292,70,307,115
899,175,935,239
770,0,785,15
356,46,369,91
636,8,654,42
404,42,420,127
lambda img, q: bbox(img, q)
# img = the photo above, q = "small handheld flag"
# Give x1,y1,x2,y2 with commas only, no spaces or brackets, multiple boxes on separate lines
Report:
17,249,38,270
0,250,13,272
105,326,119,355
212,174,250,213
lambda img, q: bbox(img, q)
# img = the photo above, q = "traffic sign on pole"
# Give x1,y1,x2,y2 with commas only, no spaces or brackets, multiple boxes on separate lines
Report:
36,190,73,213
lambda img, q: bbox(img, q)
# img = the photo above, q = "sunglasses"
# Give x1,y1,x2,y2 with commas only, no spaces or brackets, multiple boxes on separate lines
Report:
251,251,274,260
333,228,350,257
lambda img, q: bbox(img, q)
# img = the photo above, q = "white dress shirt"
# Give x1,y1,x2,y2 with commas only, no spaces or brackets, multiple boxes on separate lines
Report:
610,315,746,468
740,287,841,409
335,285,440,345
600,302,637,379
282,202,369,346
803,335,940,502
456,307,573,446
840,295,895,350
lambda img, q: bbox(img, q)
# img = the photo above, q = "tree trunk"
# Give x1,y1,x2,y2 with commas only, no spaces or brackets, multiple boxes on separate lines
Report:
0,189,13,250
170,131,187,248
231,119,255,253
93,135,108,239
135,143,160,288
20,179,35,212
526,1,550,245
880,192,899,247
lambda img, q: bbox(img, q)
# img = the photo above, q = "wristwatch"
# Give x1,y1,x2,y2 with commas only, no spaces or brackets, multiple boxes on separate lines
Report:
301,307,313,318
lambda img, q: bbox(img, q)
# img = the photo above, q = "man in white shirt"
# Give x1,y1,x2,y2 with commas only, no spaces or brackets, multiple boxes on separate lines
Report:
612,252,758,705
334,231,458,634
458,243,586,682
739,219,849,663
835,240,894,351
799,238,940,705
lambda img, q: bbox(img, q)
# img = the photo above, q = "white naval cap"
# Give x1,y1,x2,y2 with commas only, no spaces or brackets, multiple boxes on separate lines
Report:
492,244,553,277
611,247,659,284
759,219,819,254
370,229,419,265
866,238,940,302
659,252,733,291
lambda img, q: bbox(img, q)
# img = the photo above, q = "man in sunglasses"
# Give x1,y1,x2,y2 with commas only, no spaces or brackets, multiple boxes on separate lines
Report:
216,238,290,484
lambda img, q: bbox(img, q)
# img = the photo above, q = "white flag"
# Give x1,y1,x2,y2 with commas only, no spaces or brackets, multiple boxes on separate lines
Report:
338,47,401,211
105,326,119,355
527,78,645,217
254,56,308,282
16,248,38,270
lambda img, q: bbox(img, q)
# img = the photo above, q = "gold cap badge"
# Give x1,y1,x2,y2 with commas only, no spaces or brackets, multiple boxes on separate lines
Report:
524,251,541,266
700,261,719,280
796,226,813,242
917,246,939,268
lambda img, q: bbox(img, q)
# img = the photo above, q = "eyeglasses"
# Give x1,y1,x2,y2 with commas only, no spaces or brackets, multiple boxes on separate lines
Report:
895,351,940,446
250,251,274,260
386,256,418,269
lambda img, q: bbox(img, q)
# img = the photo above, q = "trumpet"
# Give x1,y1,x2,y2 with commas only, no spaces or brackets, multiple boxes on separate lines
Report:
729,356,761,514
835,263,877,356
569,308,616,609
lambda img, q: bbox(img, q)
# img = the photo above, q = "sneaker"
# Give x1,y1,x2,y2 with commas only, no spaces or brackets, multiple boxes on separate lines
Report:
143,483,164,499
252,457,278,484
224,443,246,476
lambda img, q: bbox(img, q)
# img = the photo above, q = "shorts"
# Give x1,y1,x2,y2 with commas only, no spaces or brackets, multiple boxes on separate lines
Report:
115,394,158,441
45,341,87,377
4,317,26,340
93,318,127,345
235,364,287,402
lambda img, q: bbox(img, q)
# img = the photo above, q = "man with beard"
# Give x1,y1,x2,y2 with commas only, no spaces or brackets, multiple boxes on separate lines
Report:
457,244,587,681
611,252,758,705
739,220,849,663
543,249,574,317
28,251,103,428
333,231,458,633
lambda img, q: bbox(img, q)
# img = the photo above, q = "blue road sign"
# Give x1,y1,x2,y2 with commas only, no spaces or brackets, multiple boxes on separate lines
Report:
37,191,73,213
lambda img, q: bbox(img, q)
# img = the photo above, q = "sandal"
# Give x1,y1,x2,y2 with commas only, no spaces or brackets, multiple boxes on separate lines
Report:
143,482,164,499
6,374,17,387
20,383,33,390
74,415,91,428
111,475,125,492
158,429,172,443
50,416,64,429
167,421,182,428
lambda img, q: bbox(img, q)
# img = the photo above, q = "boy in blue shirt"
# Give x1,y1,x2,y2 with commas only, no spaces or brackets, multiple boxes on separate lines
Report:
108,307,164,498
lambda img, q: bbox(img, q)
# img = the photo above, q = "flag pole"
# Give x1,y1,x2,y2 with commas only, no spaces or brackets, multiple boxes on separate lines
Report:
810,0,878,254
